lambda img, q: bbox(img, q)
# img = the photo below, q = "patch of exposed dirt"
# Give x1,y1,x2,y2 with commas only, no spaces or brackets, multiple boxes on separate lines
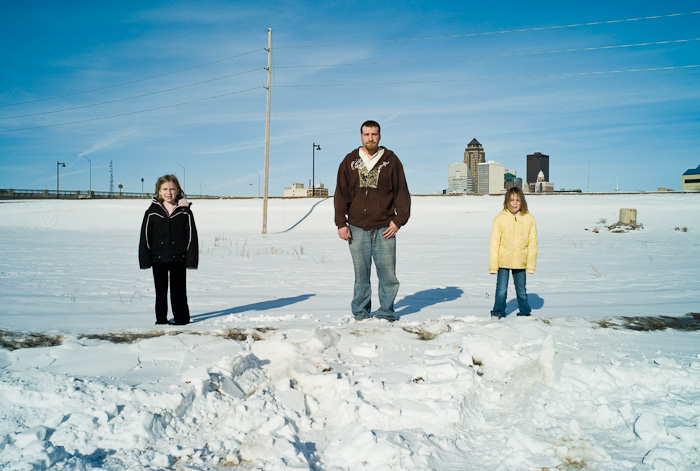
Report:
0,326,278,351
402,326,441,340
219,327,275,341
79,331,169,343
596,313,700,331
0,330,64,351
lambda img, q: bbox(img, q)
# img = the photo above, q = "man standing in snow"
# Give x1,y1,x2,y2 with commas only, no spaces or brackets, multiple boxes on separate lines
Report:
334,120,411,322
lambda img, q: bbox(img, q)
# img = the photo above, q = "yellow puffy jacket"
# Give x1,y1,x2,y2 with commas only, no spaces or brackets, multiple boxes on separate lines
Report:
489,209,538,274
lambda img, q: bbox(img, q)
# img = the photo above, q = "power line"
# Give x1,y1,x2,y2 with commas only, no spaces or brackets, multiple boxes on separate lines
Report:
271,64,700,88
6,37,695,121
273,38,700,69
4,63,697,133
3,13,697,132
276,11,700,49
1,68,263,120
2,49,264,108
0,86,263,133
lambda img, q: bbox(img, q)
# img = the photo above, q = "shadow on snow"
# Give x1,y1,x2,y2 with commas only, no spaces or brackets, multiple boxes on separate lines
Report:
395,287,464,317
503,293,545,316
274,197,331,233
191,294,316,323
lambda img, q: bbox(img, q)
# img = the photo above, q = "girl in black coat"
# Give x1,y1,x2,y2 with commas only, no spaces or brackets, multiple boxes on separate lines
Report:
139,175,198,325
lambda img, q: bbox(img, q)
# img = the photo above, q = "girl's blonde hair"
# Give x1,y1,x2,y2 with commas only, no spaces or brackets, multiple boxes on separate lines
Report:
154,175,185,203
503,187,528,213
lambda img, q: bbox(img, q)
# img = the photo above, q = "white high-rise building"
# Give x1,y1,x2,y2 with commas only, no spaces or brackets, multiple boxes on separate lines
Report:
477,161,505,194
447,162,476,194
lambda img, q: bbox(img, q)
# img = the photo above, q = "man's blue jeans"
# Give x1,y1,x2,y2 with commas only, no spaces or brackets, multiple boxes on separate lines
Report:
491,268,531,317
348,224,400,321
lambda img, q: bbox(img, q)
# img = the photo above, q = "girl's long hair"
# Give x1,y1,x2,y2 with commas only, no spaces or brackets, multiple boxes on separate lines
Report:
154,175,185,203
503,187,528,213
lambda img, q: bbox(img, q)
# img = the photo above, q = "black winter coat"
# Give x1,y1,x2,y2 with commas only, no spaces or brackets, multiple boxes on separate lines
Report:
139,199,199,269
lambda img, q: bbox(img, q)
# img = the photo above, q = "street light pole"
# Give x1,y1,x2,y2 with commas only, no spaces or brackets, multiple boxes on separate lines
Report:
312,143,321,196
82,155,92,195
174,162,186,194
56,161,66,199
250,169,261,197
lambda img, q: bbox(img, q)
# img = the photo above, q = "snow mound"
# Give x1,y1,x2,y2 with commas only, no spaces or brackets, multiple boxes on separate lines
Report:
2,317,700,470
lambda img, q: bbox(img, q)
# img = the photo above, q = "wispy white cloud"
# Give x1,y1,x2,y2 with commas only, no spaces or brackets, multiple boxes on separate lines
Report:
77,128,140,158
2,2,699,195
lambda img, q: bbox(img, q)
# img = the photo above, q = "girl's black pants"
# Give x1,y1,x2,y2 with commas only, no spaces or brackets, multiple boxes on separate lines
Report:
152,262,190,325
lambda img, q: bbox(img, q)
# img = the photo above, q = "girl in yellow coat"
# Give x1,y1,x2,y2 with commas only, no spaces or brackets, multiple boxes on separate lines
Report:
489,187,537,318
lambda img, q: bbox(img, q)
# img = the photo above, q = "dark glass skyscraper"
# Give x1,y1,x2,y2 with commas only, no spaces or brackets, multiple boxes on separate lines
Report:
527,152,549,185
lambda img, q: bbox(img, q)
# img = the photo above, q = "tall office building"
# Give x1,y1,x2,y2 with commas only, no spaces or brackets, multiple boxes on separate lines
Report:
477,161,505,194
464,138,485,188
527,152,549,189
447,162,476,194
504,171,522,190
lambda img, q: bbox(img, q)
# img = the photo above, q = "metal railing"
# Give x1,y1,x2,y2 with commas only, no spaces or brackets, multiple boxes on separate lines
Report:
0,189,220,200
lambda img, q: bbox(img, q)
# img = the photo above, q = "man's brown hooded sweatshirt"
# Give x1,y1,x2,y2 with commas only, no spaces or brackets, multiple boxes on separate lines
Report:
334,147,411,230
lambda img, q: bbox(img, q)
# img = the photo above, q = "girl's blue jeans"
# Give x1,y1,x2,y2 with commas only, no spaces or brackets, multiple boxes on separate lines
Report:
491,268,530,317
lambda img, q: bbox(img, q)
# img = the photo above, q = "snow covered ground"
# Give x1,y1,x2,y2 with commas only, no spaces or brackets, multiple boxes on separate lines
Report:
1,193,699,470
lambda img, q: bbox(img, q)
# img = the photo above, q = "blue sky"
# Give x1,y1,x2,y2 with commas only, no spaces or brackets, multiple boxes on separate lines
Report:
2,1,699,196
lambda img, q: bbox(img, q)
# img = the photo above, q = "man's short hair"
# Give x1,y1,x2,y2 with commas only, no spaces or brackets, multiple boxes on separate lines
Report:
360,120,381,134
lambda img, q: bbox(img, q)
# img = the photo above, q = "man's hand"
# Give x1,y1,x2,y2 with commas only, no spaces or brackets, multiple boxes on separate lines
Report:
338,226,351,240
382,221,399,239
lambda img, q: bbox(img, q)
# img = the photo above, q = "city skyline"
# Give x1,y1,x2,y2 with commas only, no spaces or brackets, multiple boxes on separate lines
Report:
2,1,699,196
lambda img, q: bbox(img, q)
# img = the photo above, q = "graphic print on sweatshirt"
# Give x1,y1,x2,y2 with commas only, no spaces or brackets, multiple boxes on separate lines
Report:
351,158,390,188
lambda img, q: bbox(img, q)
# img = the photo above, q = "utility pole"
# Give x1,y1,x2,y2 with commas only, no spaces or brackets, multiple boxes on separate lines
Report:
262,28,272,234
